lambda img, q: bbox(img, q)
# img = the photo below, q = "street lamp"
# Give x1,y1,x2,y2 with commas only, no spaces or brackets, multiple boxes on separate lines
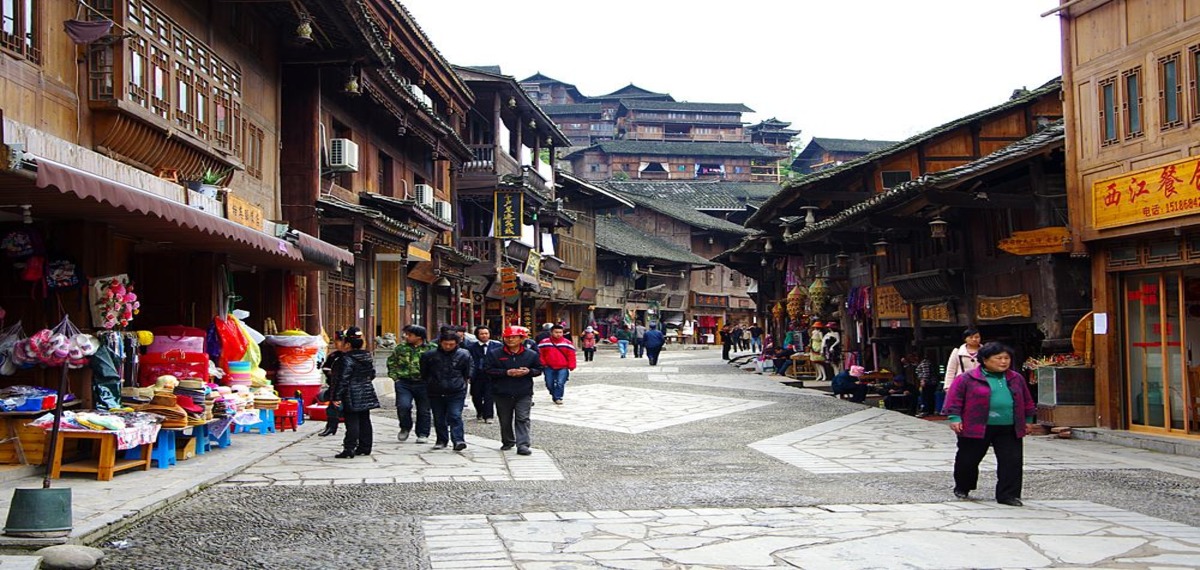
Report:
873,238,889,257
929,216,949,239
799,205,819,225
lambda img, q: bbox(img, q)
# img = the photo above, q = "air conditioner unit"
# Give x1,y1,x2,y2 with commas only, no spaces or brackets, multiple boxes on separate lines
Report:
433,200,453,223
328,138,359,172
413,184,435,207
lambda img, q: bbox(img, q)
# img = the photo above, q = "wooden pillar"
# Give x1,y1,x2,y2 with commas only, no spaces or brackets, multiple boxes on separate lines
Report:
280,65,322,334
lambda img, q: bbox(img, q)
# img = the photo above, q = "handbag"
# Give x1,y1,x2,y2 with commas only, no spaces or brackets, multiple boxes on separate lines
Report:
138,349,210,387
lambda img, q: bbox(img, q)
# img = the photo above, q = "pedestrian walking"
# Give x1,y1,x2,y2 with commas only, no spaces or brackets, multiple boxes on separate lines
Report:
422,330,473,451
740,325,752,351
317,328,348,437
719,325,734,360
538,324,576,404
579,326,598,362
944,327,983,391
535,322,553,343
615,325,632,358
483,326,543,456
942,342,1036,506
387,324,435,444
465,325,501,422
633,321,647,358
912,353,938,417
643,323,665,365
749,324,763,352
331,327,380,458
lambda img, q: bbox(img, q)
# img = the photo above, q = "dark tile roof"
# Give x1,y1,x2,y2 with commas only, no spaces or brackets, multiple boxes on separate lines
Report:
748,77,1062,227
540,103,604,115
461,65,503,75
595,215,714,266
565,140,785,159
599,180,781,211
785,122,1065,244
520,72,566,84
591,84,673,101
601,187,755,236
620,100,754,114
803,137,898,155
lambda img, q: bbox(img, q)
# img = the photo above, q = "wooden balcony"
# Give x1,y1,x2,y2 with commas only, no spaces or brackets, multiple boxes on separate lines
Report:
459,237,496,265
462,144,521,177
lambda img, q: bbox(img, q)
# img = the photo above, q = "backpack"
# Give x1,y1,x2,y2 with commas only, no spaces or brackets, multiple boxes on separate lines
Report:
1,228,43,259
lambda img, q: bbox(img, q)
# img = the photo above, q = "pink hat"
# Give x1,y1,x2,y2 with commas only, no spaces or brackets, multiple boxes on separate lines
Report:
850,365,866,378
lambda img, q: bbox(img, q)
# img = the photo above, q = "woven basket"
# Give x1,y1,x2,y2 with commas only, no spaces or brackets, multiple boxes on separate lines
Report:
253,399,280,410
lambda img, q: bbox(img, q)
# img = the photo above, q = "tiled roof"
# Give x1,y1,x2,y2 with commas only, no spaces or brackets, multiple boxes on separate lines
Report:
599,180,781,211
461,65,503,75
591,84,673,101
565,141,785,159
620,100,754,114
595,215,714,266
602,188,755,236
803,137,898,155
748,77,1062,227
540,103,604,115
785,122,1065,244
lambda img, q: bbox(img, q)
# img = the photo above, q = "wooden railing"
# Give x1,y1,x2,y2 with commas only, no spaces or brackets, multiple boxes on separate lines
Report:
463,144,521,176
459,237,495,264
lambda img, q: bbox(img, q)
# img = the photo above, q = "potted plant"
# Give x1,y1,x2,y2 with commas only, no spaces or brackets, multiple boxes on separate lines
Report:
197,167,231,198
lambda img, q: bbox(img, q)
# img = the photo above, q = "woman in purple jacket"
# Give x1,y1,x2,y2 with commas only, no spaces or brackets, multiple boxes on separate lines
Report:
941,342,1036,506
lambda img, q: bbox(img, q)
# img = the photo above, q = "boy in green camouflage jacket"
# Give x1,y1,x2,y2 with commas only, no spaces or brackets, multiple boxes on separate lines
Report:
387,325,435,443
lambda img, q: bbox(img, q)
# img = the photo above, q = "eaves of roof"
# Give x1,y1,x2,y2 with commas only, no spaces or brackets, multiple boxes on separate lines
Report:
316,196,424,241
784,121,1065,245
748,77,1062,228
564,140,785,159
602,187,756,236
595,215,714,266
556,172,636,208
619,100,754,113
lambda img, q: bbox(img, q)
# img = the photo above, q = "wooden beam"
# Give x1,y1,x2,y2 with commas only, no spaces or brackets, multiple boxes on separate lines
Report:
924,190,1033,209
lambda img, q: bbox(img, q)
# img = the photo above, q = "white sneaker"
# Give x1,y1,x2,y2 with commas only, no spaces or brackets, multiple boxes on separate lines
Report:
397,429,410,442
415,436,429,444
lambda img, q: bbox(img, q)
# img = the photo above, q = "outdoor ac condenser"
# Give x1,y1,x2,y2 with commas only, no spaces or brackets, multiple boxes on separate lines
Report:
328,138,360,172
434,200,453,223
414,184,435,207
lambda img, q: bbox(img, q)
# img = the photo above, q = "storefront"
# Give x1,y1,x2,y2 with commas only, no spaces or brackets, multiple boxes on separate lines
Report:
692,292,729,345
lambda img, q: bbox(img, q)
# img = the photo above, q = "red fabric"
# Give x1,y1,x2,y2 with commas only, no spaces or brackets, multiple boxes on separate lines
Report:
538,337,577,370
213,315,249,371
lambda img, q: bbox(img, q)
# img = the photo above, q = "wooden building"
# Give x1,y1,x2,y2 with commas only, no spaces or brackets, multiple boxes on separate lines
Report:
1058,0,1200,438
748,118,801,182
791,138,899,175
735,81,1072,374
566,141,785,182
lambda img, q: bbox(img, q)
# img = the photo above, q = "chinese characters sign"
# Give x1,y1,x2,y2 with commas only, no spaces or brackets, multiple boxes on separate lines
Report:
691,292,729,308
997,227,1070,255
875,285,910,320
976,294,1031,321
1092,155,1200,229
494,191,522,239
919,302,953,323
225,194,263,231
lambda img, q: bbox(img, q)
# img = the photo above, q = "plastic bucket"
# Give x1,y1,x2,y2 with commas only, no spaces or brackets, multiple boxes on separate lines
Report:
3,487,72,537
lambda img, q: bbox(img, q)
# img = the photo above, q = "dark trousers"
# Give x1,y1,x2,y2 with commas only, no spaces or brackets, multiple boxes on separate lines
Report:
494,393,533,448
470,377,493,420
921,383,939,414
342,409,373,454
646,346,662,365
722,343,732,360
954,424,1024,501
582,348,595,362
430,391,466,445
324,403,342,432
395,380,431,437
633,338,644,357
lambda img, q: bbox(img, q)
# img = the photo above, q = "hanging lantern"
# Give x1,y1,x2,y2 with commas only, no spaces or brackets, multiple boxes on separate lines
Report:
808,277,829,312
786,284,806,320
772,302,786,321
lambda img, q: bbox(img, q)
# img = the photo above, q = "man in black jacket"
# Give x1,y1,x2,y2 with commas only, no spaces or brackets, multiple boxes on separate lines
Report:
483,325,542,456
421,331,473,451
464,326,501,423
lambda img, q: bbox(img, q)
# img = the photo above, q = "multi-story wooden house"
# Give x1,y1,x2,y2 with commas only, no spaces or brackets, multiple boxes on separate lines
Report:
747,118,801,183
1058,0,1200,439
566,141,785,182
616,100,751,143
454,66,571,334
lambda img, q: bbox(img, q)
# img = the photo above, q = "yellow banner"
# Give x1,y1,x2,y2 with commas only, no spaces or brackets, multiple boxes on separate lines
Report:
1092,154,1200,229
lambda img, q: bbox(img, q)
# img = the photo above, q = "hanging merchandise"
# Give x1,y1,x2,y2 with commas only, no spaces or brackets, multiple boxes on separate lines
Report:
89,274,141,329
89,344,123,410
44,256,85,291
212,315,249,371
0,320,27,375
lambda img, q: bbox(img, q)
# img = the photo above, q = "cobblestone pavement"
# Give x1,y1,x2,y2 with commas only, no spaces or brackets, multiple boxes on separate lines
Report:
101,347,1200,569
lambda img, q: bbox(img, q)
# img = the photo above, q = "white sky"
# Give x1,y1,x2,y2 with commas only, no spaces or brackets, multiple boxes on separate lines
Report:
402,1,1063,146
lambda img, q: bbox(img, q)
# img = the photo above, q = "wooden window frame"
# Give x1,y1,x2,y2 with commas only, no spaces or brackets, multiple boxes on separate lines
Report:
0,0,39,64
1122,67,1144,140
1099,76,1119,147
1158,52,1184,130
1190,44,1200,123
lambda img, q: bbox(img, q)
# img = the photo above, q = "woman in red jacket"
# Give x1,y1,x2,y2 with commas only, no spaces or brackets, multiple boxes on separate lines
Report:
537,324,577,404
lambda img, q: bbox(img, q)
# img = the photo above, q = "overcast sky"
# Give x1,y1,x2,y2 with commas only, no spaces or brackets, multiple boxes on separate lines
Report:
402,1,1062,145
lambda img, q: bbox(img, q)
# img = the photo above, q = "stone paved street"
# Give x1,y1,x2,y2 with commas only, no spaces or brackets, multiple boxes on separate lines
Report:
100,347,1200,569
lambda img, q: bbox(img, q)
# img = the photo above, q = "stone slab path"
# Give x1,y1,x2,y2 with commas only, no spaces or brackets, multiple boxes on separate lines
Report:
530,383,773,434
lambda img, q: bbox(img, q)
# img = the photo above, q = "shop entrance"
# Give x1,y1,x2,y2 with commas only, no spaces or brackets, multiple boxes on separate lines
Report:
1122,271,1200,435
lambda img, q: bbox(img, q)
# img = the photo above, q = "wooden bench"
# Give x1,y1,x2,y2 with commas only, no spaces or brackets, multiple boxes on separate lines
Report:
49,430,151,481
788,353,816,379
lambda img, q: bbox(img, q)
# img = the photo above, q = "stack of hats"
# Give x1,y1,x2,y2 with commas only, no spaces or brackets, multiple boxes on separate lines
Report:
174,379,208,426
138,392,187,428
251,387,280,410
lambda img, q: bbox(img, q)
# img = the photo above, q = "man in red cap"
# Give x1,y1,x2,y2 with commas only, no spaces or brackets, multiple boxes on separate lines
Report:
482,325,543,455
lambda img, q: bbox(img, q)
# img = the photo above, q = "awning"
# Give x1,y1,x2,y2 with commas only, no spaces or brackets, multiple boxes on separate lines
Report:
293,231,354,269
4,156,333,270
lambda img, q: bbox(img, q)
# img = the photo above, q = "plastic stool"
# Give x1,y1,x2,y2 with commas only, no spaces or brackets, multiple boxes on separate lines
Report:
275,401,299,432
150,429,178,468
191,424,211,455
209,425,232,448
284,397,305,425
235,408,276,435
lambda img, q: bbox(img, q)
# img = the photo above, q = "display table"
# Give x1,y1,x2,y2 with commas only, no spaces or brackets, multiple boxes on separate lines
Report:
0,400,82,465
48,430,151,481
787,353,815,379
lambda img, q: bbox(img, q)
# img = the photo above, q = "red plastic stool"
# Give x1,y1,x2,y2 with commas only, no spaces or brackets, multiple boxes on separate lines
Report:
275,400,299,432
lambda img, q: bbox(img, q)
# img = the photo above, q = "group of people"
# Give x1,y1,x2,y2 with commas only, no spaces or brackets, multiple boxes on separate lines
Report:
319,321,586,459
612,322,667,365
718,323,763,358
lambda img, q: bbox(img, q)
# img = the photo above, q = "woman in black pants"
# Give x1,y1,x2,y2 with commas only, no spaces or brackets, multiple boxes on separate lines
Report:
332,327,381,458
318,330,348,436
